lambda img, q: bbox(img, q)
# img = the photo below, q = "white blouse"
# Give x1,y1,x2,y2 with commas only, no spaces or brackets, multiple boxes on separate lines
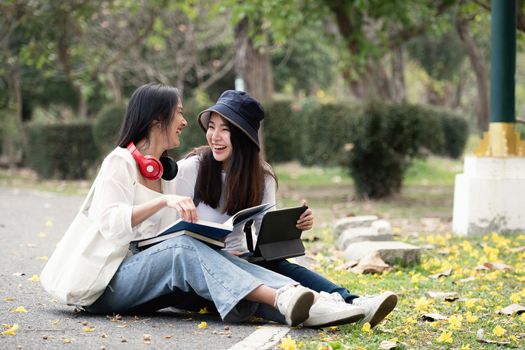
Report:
174,155,276,253
88,147,178,246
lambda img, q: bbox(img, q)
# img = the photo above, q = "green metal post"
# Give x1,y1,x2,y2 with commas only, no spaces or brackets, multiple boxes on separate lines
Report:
489,0,516,123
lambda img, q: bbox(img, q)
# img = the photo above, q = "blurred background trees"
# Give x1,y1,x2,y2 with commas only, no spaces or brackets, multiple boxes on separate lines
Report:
2,0,525,197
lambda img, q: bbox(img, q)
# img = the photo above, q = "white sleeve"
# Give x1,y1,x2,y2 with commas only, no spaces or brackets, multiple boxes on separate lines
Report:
174,156,200,198
253,174,276,236
89,151,135,245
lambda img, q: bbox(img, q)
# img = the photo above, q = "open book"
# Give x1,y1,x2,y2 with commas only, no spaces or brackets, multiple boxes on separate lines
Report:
134,202,274,249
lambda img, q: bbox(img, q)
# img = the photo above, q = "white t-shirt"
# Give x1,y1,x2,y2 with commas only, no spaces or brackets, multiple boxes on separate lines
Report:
174,155,276,253
88,147,179,246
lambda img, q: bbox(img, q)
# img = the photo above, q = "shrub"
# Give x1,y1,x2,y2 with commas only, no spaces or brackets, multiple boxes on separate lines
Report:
92,104,126,155
299,102,358,166
26,122,98,179
346,103,441,199
264,100,302,163
437,112,469,159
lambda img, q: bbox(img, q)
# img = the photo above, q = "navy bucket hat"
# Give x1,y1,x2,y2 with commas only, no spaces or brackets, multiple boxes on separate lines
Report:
197,90,264,150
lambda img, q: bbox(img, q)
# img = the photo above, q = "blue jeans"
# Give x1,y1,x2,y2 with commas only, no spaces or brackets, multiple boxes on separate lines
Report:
85,235,293,323
255,259,358,303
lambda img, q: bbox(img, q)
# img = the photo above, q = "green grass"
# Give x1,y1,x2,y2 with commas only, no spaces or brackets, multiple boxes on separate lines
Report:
293,232,525,350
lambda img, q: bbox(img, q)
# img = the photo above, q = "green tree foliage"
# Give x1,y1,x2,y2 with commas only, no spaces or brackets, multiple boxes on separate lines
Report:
407,30,465,81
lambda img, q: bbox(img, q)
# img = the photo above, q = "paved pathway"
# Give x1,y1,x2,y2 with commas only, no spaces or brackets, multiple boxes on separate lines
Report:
0,187,316,349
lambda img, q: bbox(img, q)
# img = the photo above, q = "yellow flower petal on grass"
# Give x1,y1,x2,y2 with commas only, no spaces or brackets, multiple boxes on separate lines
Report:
279,335,297,350
448,314,462,330
520,313,525,323
464,298,476,309
197,321,207,329
437,331,453,343
361,322,372,334
1,323,19,336
415,297,433,312
493,325,506,337
466,312,478,323
27,275,40,283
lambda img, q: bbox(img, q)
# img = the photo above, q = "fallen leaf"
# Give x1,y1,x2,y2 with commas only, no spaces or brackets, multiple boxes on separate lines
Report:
198,307,209,314
27,274,40,282
430,268,452,279
379,340,398,349
3,298,15,301
349,251,391,274
164,335,172,339
198,321,207,329
509,246,525,253
62,338,72,344
83,326,95,332
1,323,19,336
419,313,448,322
482,262,513,271
12,306,27,313
457,276,476,283
334,260,359,271
143,334,151,341
426,291,459,301
497,303,525,315
51,320,60,325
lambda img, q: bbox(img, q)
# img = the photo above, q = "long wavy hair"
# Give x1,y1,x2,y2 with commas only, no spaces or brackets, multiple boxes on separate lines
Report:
191,119,276,215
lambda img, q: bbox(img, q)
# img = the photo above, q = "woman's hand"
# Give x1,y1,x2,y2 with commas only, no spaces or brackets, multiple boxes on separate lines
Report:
165,195,198,223
296,200,314,231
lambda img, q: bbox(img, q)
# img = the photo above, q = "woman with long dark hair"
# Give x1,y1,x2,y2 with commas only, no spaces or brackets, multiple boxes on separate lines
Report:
175,90,398,328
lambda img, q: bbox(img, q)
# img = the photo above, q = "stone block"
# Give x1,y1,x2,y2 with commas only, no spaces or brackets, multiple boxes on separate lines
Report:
371,219,392,235
333,215,378,237
344,241,421,265
337,227,393,250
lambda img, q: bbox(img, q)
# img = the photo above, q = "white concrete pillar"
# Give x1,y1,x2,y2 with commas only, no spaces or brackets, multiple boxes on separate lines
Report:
453,155,525,235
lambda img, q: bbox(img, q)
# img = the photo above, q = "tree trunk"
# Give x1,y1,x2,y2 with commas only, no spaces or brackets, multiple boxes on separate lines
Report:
1,69,27,166
234,18,274,102
456,17,489,132
391,45,406,103
234,17,274,159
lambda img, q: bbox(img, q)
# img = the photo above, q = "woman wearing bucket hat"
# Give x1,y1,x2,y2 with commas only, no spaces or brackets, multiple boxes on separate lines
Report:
175,90,398,328
43,83,369,328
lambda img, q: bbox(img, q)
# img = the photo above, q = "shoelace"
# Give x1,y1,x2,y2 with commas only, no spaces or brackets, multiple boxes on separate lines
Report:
319,291,345,304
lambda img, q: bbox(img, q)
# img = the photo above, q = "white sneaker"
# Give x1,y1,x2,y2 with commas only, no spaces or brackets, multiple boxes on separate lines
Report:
302,292,365,328
352,291,397,327
275,285,315,326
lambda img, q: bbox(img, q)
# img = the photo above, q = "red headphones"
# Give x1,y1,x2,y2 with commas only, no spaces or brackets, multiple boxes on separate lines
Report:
127,142,163,180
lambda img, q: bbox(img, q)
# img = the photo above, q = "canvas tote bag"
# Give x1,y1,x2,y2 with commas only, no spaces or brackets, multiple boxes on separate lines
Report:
41,177,129,306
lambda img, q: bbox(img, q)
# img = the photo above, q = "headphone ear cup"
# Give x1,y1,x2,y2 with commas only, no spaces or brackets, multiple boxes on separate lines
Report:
160,156,178,180
140,156,163,180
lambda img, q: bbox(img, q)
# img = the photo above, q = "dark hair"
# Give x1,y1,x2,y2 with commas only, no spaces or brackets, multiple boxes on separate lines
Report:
116,83,181,147
194,119,276,215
